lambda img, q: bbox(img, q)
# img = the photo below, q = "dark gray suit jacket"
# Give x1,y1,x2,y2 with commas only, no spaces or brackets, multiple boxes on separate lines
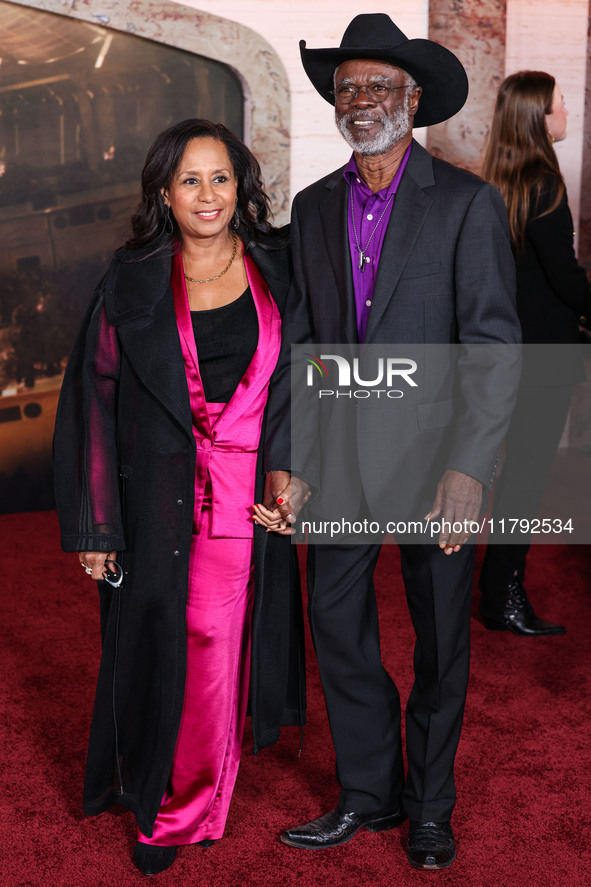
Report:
266,140,521,525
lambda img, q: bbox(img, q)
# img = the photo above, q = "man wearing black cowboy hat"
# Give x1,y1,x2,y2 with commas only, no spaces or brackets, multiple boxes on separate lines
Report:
265,13,520,871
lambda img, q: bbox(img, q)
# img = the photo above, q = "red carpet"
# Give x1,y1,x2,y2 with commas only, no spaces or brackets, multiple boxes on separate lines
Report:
1,511,590,886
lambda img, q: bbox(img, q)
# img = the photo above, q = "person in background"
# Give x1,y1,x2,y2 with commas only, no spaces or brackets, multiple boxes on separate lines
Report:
53,119,306,876
479,72,591,636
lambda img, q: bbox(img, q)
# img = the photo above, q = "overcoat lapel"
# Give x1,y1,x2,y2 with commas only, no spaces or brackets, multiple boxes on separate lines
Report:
247,241,290,302
364,142,434,344
109,251,193,440
319,173,357,343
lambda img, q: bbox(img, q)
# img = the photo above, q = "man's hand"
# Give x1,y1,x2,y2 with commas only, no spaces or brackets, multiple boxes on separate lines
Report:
424,469,482,554
252,470,311,535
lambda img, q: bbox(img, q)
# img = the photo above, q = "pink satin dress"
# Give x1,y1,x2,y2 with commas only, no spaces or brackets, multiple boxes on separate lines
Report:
138,249,281,847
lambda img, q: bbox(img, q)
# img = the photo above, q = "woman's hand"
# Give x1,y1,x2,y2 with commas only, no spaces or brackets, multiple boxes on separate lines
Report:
252,501,289,532
252,471,311,535
78,551,118,581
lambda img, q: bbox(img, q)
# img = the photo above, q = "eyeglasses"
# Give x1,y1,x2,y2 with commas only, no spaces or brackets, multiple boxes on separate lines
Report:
331,82,410,104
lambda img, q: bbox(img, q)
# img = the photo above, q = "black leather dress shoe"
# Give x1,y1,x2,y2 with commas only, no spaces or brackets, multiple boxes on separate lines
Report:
481,579,566,637
280,804,405,849
133,842,177,875
407,821,456,870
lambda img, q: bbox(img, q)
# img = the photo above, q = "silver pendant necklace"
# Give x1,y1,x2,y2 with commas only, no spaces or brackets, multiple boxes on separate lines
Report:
348,183,394,272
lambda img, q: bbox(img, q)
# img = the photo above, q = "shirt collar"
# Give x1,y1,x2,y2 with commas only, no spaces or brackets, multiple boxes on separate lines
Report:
343,142,413,200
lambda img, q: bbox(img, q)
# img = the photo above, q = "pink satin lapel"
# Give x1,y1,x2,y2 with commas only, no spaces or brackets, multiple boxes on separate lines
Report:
171,252,212,440
172,252,211,522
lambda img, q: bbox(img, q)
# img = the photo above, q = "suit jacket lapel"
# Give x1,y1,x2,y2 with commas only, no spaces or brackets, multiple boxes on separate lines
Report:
364,141,435,343
319,172,357,343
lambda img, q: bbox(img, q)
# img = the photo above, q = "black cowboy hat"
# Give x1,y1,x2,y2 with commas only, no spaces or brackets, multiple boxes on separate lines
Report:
300,13,468,128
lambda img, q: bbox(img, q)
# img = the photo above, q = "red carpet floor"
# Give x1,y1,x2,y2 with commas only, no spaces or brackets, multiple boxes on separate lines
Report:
1,511,590,886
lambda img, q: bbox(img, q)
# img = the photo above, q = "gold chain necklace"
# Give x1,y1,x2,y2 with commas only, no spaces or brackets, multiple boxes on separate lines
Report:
183,232,238,284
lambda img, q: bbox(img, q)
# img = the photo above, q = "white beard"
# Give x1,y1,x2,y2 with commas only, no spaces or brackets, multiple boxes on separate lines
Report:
336,95,412,155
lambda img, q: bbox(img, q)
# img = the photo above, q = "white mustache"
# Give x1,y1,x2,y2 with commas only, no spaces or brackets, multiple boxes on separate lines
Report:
345,113,383,123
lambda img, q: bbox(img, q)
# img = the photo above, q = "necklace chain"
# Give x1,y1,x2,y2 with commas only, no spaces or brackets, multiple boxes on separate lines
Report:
348,184,394,271
183,232,238,284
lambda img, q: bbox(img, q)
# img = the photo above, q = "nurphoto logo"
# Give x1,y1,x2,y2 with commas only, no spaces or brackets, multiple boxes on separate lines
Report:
305,353,418,399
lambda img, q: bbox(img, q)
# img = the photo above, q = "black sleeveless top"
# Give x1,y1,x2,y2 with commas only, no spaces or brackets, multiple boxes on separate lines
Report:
190,286,258,402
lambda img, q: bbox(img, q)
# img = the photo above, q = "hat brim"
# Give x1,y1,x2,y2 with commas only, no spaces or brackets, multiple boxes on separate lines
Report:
300,39,468,128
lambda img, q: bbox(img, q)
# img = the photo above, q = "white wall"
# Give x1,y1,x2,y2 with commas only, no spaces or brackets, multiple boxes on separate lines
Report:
171,0,429,197
172,0,590,229
506,0,589,234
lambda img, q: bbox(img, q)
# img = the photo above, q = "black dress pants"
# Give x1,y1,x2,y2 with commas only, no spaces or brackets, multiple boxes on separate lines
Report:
306,540,474,823
480,384,573,615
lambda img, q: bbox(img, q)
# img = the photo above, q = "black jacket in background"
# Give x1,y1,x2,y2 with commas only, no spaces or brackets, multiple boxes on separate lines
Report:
516,177,591,387
516,178,589,343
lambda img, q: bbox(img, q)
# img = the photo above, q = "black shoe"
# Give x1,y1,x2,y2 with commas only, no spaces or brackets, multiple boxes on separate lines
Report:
407,821,456,870
280,804,405,849
481,579,566,636
133,842,177,875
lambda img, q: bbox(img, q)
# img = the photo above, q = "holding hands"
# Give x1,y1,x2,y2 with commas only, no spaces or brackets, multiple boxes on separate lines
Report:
253,470,311,535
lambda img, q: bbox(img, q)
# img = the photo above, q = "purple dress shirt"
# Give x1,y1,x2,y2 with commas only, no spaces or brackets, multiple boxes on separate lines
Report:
344,142,412,341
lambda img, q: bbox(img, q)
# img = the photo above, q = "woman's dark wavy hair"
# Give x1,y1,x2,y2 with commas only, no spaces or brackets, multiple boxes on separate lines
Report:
125,119,277,255
481,71,564,253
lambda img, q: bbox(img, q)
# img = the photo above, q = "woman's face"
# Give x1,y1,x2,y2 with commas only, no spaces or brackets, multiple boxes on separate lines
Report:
162,137,238,241
546,83,568,143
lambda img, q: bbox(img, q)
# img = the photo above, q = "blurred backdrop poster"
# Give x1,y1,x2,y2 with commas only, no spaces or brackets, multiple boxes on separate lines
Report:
0,1,243,513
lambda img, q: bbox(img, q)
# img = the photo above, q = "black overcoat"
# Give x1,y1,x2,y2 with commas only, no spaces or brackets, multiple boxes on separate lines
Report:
53,233,305,837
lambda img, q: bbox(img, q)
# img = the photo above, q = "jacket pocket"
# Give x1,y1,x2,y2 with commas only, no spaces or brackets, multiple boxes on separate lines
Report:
400,260,440,280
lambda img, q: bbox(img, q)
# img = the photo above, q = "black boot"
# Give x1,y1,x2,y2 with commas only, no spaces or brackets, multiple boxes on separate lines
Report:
481,578,566,636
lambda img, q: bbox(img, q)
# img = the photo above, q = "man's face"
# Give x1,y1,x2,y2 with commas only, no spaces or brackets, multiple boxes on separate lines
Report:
333,59,421,155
